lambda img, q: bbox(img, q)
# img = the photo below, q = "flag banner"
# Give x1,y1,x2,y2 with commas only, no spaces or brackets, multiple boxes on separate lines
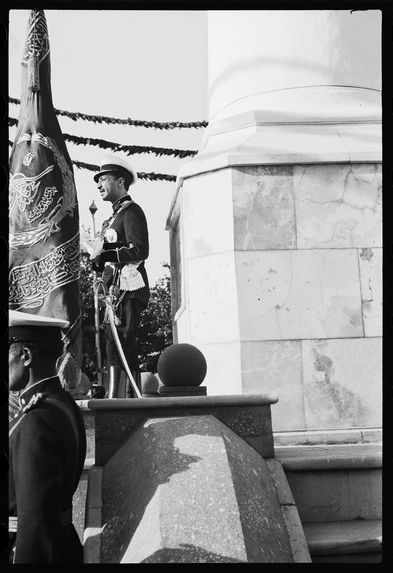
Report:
9,10,82,391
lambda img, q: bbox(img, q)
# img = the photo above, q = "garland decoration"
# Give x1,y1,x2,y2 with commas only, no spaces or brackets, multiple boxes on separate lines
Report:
7,140,177,181
9,97,208,130
63,133,197,158
72,160,177,182
9,117,197,158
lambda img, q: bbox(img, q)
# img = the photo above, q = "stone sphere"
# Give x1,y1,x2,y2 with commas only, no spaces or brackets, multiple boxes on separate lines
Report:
158,343,207,387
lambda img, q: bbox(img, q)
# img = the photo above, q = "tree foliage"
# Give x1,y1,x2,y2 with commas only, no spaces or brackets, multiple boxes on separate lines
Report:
138,263,173,373
80,252,98,380
79,254,173,379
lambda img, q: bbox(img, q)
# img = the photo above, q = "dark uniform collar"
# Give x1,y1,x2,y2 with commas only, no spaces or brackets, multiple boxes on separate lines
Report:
19,376,61,408
112,194,132,213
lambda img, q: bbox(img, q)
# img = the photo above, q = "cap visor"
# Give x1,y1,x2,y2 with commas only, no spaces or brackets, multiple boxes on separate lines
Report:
93,169,113,183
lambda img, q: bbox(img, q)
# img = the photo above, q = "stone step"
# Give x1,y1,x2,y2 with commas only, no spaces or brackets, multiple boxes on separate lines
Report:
303,519,382,563
273,427,381,447
275,443,382,523
275,442,382,471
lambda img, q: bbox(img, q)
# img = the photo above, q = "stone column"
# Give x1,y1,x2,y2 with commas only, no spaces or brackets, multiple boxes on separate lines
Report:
166,10,382,433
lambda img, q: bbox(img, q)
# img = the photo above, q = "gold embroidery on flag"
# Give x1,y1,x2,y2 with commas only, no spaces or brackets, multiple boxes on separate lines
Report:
10,165,55,215
9,233,80,309
9,132,78,249
23,11,49,65
24,187,58,223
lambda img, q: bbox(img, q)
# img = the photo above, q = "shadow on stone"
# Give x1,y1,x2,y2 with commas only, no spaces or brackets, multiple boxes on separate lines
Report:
99,415,297,563
101,418,205,562
140,544,246,563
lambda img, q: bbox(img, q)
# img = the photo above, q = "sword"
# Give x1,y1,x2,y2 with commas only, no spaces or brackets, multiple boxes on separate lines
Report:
105,289,142,399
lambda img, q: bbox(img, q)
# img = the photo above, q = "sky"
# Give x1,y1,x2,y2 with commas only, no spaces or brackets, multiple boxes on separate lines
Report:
8,9,208,284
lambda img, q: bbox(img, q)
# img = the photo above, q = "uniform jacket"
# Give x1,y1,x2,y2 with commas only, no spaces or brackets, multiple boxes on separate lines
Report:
9,376,87,563
94,195,150,308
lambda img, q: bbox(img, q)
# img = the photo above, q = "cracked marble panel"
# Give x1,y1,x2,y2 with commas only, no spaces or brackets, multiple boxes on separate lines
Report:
303,338,382,429
241,340,305,431
294,163,382,248
183,169,234,258
232,165,296,250
358,247,382,337
236,249,363,340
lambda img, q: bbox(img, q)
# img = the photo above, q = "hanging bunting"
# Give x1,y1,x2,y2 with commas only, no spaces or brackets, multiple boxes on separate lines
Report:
10,116,198,158
73,160,177,182
9,96,208,130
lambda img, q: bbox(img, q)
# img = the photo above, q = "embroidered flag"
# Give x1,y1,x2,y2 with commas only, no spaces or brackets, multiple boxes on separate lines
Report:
9,10,81,390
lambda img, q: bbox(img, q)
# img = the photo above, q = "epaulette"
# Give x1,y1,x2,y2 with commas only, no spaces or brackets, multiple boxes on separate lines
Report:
9,392,48,439
22,392,47,414
115,199,134,215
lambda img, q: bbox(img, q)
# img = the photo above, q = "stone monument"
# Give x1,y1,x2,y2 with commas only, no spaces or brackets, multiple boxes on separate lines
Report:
166,10,382,434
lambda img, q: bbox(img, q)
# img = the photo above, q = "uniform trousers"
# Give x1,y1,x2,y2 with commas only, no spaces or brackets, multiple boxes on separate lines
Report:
105,296,144,373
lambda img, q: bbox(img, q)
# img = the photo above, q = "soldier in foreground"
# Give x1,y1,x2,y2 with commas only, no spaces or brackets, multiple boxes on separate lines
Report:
8,310,86,563
89,154,150,398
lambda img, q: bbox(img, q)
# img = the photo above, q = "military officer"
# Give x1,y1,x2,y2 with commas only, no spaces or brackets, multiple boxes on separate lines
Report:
91,154,150,398
8,310,87,563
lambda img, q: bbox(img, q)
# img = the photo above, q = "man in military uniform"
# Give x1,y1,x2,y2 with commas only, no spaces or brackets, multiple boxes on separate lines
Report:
8,310,87,563
91,154,150,398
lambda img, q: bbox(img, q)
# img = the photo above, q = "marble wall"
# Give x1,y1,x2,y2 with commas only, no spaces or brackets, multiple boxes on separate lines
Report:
174,162,382,431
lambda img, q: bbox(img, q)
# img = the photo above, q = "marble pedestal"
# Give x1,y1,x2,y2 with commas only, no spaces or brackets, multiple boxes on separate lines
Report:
169,162,382,432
